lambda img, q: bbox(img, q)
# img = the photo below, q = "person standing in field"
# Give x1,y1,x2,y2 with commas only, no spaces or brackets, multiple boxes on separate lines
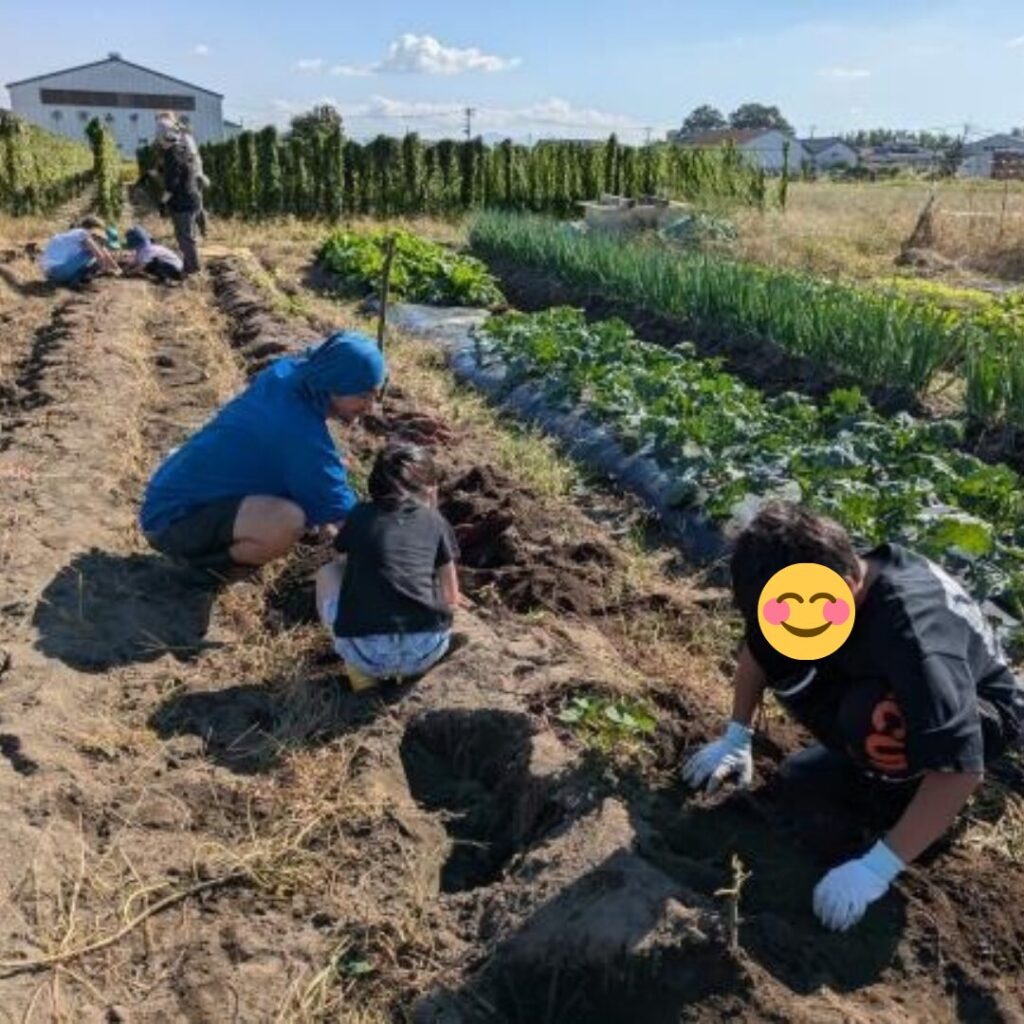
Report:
315,443,462,691
683,501,1024,932
140,332,386,581
38,215,121,286
154,117,201,275
157,112,211,236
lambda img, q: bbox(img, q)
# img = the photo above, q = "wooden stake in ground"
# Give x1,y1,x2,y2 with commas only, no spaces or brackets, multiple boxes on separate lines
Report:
715,853,751,954
376,233,397,405
376,234,397,354
903,190,937,254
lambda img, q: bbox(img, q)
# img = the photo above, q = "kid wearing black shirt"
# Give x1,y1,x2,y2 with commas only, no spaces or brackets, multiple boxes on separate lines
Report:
684,502,1024,931
315,443,461,689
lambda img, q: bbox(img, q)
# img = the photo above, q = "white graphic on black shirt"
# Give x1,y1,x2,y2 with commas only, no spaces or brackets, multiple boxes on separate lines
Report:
924,559,1005,665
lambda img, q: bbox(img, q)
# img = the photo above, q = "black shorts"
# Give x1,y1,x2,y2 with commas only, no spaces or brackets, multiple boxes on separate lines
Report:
146,258,183,283
145,497,243,571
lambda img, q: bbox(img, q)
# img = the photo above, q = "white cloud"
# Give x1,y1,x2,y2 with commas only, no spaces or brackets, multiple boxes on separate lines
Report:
330,64,371,77
334,34,520,77
193,43,210,57
343,94,640,139
265,93,647,141
818,66,871,79
295,58,324,72
1008,34,1024,49
378,33,519,74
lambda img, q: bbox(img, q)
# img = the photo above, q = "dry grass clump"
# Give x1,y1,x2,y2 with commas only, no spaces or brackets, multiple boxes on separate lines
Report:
959,756,1024,864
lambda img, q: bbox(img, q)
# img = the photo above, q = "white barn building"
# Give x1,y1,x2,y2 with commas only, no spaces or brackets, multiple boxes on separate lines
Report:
6,53,232,157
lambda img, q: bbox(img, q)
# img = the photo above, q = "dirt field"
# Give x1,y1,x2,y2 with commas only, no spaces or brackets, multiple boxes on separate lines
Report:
1,204,1023,1023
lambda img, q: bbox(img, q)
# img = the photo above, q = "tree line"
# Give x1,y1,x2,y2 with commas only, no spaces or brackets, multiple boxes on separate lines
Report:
677,103,794,137
145,126,772,221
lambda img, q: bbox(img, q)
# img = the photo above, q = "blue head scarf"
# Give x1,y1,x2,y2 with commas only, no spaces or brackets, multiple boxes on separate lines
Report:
292,331,387,416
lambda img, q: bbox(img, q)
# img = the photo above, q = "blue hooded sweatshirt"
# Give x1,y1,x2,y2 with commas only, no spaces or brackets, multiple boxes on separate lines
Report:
140,333,387,534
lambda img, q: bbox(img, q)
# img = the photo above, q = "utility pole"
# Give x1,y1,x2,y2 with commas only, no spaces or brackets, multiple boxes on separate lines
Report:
464,106,476,140
644,126,653,145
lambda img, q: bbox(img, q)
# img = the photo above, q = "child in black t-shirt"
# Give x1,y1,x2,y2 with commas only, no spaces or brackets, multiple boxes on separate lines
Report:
315,443,461,689
683,501,1024,933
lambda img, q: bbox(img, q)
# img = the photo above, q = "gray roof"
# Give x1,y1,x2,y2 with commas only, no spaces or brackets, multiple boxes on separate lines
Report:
799,137,854,155
6,55,223,99
964,134,1024,155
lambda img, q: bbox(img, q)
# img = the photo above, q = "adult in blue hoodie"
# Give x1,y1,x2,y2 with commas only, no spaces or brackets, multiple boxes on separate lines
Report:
141,332,387,575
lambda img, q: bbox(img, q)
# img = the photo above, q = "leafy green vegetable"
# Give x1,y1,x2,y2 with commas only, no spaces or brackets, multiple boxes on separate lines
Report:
558,693,657,755
318,228,505,308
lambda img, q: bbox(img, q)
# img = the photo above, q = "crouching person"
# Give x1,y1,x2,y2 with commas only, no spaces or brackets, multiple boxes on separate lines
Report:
122,226,184,283
140,332,386,581
39,216,121,286
316,443,461,691
683,501,1024,932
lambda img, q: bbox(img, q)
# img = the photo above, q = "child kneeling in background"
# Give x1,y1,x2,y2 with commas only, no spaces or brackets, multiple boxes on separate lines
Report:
122,226,184,284
316,443,461,690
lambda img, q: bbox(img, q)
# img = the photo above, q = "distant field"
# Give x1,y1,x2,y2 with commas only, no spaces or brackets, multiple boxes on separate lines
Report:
732,179,1024,282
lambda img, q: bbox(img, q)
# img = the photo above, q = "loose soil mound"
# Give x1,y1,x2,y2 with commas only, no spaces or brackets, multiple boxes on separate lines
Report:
440,464,624,615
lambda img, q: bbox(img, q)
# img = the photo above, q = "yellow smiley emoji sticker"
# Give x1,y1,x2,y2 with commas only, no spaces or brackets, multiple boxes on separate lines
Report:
757,563,855,661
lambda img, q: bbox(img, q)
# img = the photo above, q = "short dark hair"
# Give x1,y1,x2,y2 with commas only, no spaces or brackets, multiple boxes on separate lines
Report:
367,443,439,508
730,502,861,623
78,215,104,231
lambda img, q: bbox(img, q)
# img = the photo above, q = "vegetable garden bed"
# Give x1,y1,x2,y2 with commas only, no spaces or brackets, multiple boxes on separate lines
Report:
317,228,505,308
471,213,1024,436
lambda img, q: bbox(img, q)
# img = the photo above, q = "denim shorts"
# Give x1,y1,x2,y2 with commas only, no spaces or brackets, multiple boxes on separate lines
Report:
318,586,449,680
335,631,450,680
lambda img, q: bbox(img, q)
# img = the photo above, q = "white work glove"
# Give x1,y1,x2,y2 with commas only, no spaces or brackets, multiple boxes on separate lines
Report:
813,840,904,931
681,721,754,794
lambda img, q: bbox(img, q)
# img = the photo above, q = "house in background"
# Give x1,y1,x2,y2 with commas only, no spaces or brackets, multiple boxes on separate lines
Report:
860,140,938,174
668,127,807,173
959,134,1024,179
799,136,859,171
5,53,236,156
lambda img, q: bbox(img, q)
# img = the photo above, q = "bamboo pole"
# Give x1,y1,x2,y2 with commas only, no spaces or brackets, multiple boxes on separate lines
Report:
376,233,397,353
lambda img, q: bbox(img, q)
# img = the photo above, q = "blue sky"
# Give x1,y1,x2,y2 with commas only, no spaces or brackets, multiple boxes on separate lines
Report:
2,0,1022,142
